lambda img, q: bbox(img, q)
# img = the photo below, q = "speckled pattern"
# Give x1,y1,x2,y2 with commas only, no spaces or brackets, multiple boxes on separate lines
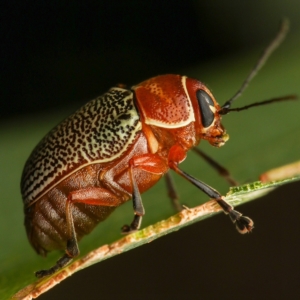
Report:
21,87,141,205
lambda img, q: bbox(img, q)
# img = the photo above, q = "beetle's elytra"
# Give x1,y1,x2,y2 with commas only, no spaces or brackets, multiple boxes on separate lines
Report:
21,20,293,278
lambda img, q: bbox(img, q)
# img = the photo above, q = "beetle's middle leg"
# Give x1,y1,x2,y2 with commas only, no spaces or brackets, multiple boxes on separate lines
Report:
121,154,169,234
192,147,238,186
164,171,183,212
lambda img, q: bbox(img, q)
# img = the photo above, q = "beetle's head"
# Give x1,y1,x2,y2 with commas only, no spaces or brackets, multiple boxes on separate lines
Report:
185,75,296,147
185,77,229,148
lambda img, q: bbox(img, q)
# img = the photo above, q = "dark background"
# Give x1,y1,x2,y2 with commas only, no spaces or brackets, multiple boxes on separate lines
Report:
2,1,300,299
3,0,300,120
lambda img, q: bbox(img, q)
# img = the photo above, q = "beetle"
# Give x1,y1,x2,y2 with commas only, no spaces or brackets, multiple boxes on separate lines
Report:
21,20,294,278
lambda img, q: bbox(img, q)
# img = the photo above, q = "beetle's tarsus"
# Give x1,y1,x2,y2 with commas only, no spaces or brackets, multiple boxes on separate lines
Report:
216,198,254,234
66,237,79,257
121,224,131,233
121,214,142,234
228,209,242,221
35,254,73,278
121,224,137,234
228,209,254,233
235,215,254,234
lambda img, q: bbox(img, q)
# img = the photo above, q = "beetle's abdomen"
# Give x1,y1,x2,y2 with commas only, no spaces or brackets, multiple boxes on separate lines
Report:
24,164,123,254
21,88,141,205
26,197,117,255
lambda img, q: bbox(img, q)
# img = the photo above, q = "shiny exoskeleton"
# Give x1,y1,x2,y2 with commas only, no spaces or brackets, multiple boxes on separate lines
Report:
22,75,254,278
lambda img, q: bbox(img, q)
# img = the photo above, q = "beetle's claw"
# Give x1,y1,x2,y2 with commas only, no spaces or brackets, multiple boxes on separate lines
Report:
35,268,54,278
235,216,254,234
229,210,254,234
121,224,138,234
121,224,130,233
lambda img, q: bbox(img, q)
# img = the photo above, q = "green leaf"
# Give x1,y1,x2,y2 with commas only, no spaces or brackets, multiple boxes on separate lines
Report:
11,176,300,299
1,30,300,300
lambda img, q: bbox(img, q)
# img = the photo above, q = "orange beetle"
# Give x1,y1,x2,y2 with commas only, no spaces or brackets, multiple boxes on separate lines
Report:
21,20,293,278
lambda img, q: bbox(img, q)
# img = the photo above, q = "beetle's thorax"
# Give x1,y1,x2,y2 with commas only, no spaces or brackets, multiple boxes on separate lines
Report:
133,75,196,129
141,121,197,158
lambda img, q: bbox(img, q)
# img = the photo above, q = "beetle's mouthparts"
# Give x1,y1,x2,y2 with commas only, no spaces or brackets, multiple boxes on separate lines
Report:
218,133,229,147
222,133,229,142
209,132,229,147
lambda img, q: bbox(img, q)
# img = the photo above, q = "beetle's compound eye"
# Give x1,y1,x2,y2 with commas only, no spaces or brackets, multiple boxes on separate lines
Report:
196,90,215,128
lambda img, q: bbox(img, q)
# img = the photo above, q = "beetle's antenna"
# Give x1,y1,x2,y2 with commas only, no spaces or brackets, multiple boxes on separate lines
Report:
220,19,290,115
220,94,297,113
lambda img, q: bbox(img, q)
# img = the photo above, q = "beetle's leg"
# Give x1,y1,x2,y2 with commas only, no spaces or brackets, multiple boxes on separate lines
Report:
165,146,237,213
64,188,121,253
122,154,169,233
192,147,238,186
35,194,78,278
171,162,253,233
35,187,121,278
35,195,80,278
164,171,183,212
121,165,145,233
168,145,253,233
64,187,121,253
35,254,73,278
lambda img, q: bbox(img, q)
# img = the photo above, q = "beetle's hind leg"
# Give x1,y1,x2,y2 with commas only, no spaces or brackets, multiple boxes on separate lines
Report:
35,195,80,278
35,188,121,278
35,254,73,278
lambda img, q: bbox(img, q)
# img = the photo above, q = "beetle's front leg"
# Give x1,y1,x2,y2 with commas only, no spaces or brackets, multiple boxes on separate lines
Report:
168,145,254,233
121,154,169,234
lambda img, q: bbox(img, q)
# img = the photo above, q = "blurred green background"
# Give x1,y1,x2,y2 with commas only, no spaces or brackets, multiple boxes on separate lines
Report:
1,1,300,299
